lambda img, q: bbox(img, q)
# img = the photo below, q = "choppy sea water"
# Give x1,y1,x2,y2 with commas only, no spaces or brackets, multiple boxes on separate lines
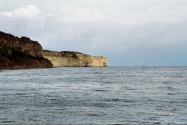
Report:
0,67,187,124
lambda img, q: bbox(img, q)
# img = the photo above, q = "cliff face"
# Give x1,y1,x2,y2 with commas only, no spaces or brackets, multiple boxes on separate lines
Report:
43,50,108,67
0,31,108,69
0,31,53,69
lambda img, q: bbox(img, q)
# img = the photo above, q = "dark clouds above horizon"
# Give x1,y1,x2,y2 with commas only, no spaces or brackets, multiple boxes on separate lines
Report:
0,0,187,66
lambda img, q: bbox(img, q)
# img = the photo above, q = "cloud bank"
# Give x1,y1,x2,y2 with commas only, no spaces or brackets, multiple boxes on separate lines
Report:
0,0,187,66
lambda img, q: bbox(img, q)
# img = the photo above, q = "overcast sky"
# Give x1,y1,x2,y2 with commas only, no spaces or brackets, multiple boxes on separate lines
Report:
0,0,187,66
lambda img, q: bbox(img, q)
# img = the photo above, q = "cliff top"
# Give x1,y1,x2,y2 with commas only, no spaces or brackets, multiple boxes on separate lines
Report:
0,31,43,57
44,50,83,54
0,31,41,47
0,31,53,69
43,50,106,58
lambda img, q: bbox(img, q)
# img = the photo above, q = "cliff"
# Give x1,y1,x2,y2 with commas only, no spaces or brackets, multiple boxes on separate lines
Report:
0,31,53,69
43,50,108,67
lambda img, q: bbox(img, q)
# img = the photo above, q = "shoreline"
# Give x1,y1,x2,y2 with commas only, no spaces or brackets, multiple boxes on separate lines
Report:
0,31,108,70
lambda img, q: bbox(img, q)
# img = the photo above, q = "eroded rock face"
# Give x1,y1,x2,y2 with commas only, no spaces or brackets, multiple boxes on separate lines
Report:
0,31,53,69
43,50,108,67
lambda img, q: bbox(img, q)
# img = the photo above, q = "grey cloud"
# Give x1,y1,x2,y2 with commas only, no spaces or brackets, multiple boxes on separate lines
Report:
0,1,187,65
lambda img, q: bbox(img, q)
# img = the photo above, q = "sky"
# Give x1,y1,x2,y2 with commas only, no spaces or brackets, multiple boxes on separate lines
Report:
0,0,187,66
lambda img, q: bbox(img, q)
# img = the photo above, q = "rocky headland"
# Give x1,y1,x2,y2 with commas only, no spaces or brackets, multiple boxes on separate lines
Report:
0,31,108,69
43,50,108,67
0,31,53,69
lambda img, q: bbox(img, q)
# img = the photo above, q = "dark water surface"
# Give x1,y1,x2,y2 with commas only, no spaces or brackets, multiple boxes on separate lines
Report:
0,67,187,124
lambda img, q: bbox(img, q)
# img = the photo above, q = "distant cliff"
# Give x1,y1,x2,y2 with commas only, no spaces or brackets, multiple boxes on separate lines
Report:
0,31,53,69
43,50,108,67
0,31,108,69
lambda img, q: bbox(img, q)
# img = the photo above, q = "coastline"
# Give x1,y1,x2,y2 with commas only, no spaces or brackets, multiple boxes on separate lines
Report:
0,31,108,70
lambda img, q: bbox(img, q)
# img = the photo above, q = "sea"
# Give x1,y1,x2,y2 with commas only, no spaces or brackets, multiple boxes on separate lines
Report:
0,67,187,125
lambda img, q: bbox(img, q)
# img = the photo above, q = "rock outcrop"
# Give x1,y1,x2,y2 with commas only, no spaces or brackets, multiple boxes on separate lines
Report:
0,31,108,69
43,50,108,67
0,31,53,69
